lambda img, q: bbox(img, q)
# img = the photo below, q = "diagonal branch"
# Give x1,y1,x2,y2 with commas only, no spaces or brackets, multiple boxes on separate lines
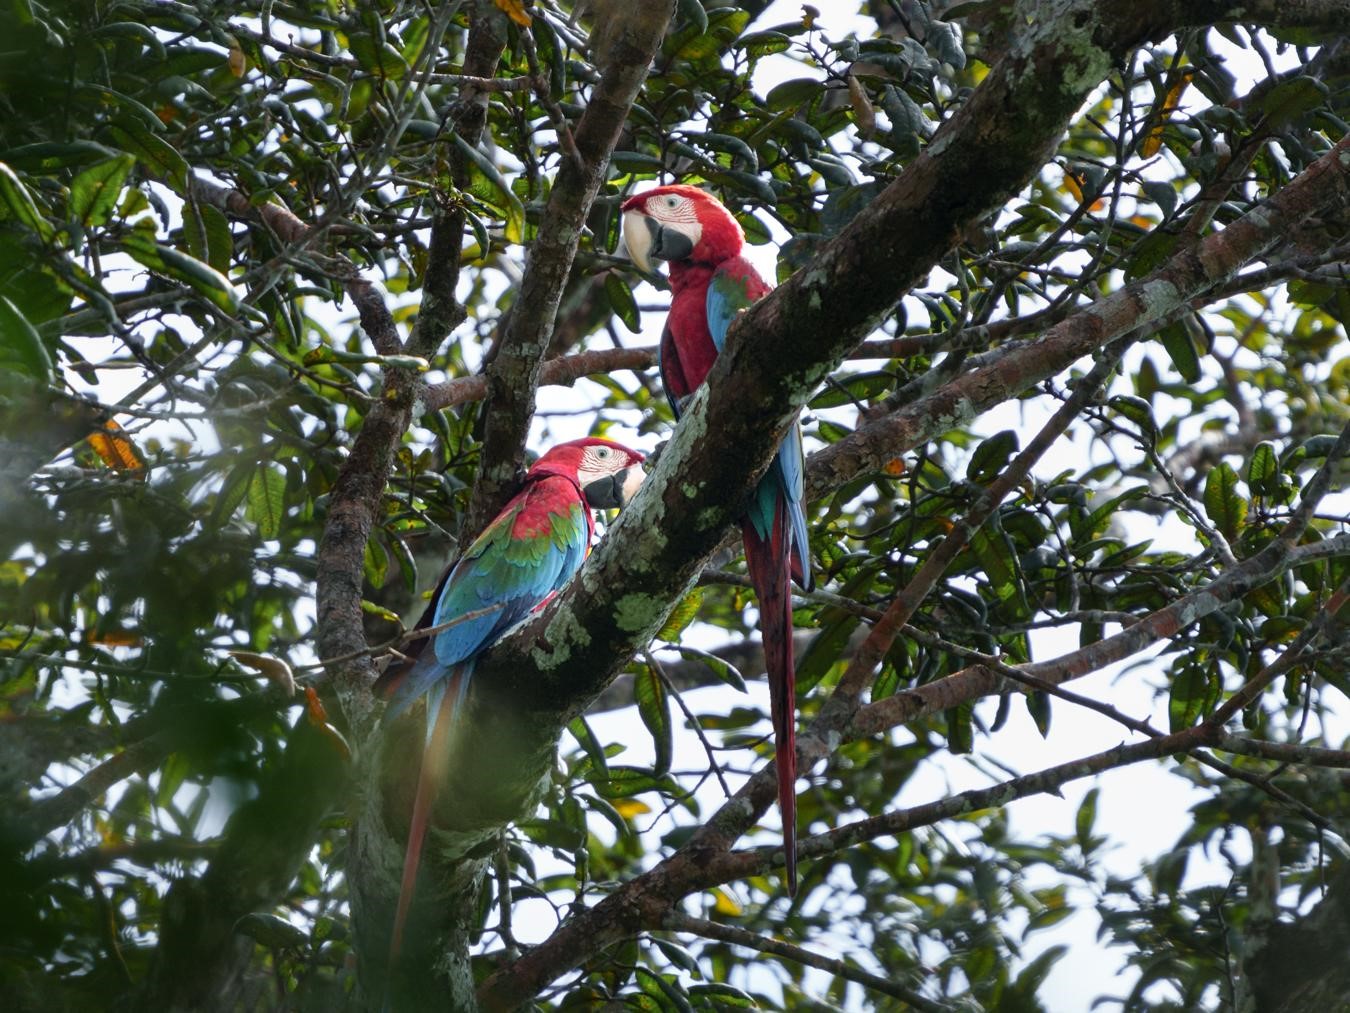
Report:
662,913,947,1011
472,4,1350,1005
460,5,673,537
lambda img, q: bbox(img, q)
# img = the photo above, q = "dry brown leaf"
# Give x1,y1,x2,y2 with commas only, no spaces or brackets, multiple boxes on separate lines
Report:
229,650,296,696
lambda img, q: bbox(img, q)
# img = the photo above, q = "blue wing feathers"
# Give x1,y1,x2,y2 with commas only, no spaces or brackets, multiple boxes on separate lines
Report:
382,488,589,731
709,265,811,589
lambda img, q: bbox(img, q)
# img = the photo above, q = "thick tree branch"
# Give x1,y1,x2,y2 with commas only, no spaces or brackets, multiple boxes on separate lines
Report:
473,7,1350,1002
806,136,1350,501
461,5,673,537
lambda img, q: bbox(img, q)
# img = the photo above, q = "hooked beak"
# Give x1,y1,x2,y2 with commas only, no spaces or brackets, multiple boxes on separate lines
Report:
622,211,693,273
583,465,646,511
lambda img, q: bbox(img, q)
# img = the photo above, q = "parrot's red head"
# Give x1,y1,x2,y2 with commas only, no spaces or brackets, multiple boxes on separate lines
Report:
621,185,744,272
529,437,647,510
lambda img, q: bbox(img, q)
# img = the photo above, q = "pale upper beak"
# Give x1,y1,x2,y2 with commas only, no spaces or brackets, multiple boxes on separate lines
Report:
619,462,646,506
622,211,696,273
622,209,656,273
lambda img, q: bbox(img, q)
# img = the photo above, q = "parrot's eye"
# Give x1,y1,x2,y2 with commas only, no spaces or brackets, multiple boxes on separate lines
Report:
663,196,680,209
595,446,612,459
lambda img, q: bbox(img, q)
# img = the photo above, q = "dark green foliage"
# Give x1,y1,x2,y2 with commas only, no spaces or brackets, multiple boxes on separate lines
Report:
2,1,1349,1011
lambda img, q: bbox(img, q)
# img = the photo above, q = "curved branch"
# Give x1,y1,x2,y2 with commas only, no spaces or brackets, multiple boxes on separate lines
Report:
662,913,947,1011
806,135,1350,502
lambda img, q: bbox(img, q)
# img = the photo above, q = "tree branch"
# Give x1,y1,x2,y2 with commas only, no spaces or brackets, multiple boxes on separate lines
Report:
662,913,947,1011
460,5,673,536
473,3,1350,999
420,339,925,413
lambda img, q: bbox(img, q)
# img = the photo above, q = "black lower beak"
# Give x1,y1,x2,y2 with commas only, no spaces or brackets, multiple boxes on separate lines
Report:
643,216,693,263
583,471,626,510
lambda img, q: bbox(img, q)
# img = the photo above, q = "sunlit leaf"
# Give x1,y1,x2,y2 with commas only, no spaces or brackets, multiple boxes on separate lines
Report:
634,665,672,775
246,462,286,538
68,154,134,229
88,419,147,473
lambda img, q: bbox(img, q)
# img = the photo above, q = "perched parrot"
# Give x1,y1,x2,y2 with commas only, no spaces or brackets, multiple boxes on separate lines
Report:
621,184,812,894
375,436,646,966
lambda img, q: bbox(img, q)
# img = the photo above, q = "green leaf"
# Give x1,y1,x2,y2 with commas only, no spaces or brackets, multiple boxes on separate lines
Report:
363,537,389,589
122,232,240,312
246,463,286,539
184,201,233,275
1258,76,1329,127
947,700,974,753
1247,441,1278,496
670,644,746,692
686,983,755,1007
0,295,53,382
634,666,672,775
593,766,682,800
348,34,409,79
567,716,610,781
109,124,191,194
967,429,1019,484
604,272,641,334
1141,180,1177,219
1025,690,1051,738
656,589,702,642
930,19,966,69
211,459,256,526
68,154,134,229
970,526,1019,603
765,77,822,112
1075,786,1099,851
234,912,309,950
676,0,708,36
1203,462,1247,540
0,161,55,241
1157,320,1202,383
453,134,526,244
1109,395,1157,444
1168,661,1217,732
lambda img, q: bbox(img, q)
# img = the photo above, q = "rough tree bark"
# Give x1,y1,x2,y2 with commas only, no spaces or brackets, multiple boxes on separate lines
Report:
291,0,1350,1008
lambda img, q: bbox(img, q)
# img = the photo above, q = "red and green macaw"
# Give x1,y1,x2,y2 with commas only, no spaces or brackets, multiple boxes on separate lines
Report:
621,184,812,894
375,437,645,966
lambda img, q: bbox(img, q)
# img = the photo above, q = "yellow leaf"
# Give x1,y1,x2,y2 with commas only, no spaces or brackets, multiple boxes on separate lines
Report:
1062,169,1085,203
86,629,142,647
227,36,247,77
87,419,146,475
656,589,703,642
493,0,531,28
1141,71,1192,158
710,887,743,916
613,799,651,819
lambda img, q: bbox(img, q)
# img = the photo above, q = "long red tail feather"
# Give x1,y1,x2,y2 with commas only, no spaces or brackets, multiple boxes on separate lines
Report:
743,508,797,896
388,670,462,971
